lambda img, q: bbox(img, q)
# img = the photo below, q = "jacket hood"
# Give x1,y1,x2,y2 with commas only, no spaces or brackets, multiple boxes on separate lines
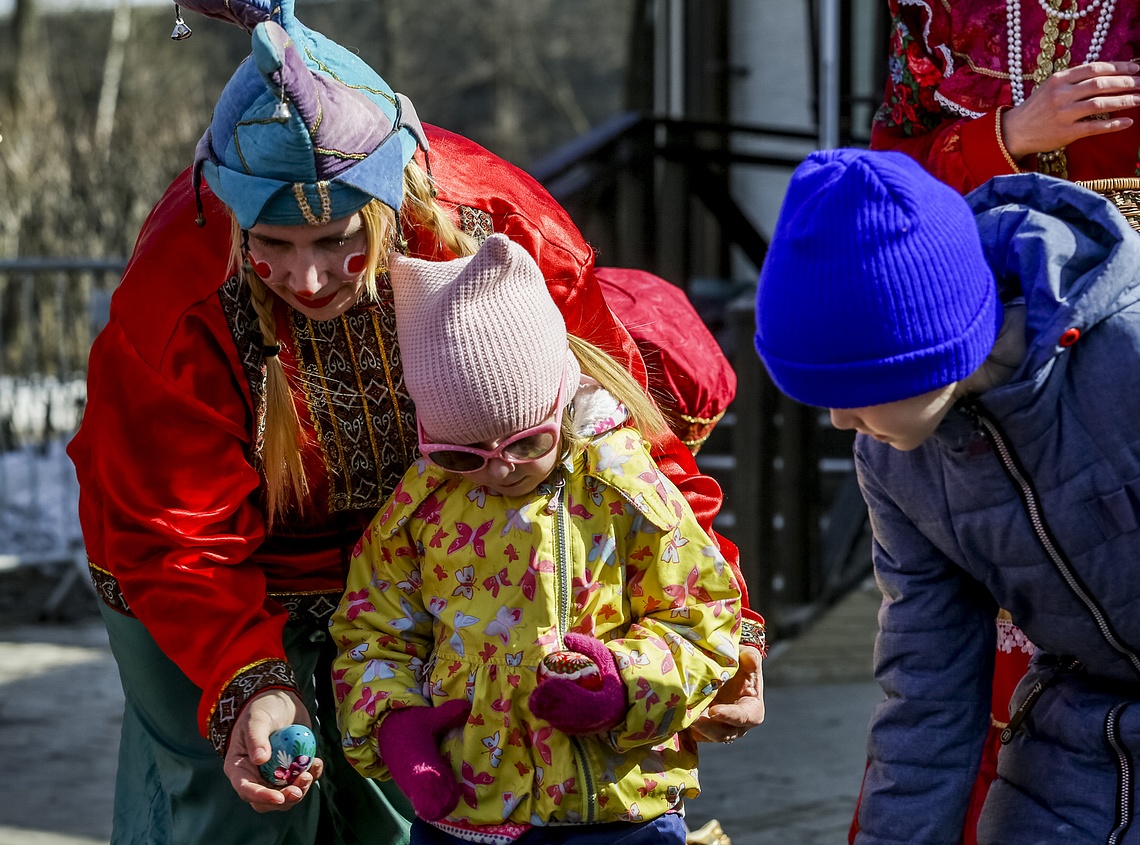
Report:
966,174,1140,378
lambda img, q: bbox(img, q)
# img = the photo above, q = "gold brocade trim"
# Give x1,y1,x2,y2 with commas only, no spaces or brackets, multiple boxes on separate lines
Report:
952,51,1033,81
991,716,1010,729
682,433,713,451
89,560,132,616
208,658,298,756
740,618,767,658
269,591,344,625
667,409,726,455
292,182,333,226
303,46,399,106
678,409,726,426
217,275,267,470
369,309,412,464
290,295,417,513
89,560,345,628
457,205,494,245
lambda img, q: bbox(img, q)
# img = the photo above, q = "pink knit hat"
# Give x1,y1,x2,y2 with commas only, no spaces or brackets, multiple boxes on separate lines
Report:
389,234,580,445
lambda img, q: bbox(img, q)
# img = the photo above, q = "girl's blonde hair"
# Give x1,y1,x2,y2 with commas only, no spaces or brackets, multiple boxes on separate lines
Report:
229,160,479,527
562,334,668,458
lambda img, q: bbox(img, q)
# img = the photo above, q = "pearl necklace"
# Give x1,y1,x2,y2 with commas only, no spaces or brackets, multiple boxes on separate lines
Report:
1036,0,1101,20
1007,0,1116,105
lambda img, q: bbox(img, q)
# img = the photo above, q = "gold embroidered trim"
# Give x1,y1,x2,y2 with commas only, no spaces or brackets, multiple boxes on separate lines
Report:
313,147,369,161
682,433,713,448
269,591,344,626
952,50,1034,81
292,181,333,226
310,84,322,138
369,310,412,466
677,409,727,426
740,618,768,658
302,46,399,105
301,316,354,505
89,560,132,616
208,658,299,756
89,560,343,628
457,205,495,244
217,275,267,471
290,300,415,513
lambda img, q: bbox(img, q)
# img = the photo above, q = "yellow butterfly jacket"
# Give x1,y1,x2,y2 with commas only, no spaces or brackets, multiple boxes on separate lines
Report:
332,424,741,839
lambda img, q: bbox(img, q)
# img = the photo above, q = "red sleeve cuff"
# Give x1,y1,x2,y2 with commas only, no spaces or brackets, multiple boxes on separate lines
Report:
207,659,300,756
959,110,1019,188
740,617,767,658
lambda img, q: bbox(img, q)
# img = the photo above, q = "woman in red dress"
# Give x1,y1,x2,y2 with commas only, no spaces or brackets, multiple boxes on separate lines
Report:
68,2,765,843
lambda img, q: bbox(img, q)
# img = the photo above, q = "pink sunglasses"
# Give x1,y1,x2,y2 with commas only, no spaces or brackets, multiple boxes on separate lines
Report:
417,376,567,474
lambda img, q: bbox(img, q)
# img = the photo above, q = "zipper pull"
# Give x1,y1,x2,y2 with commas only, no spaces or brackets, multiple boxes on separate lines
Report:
958,397,982,427
545,471,566,514
958,399,992,456
1001,658,1080,744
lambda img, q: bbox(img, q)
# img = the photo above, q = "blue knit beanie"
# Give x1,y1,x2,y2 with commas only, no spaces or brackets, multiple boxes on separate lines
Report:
754,149,1002,409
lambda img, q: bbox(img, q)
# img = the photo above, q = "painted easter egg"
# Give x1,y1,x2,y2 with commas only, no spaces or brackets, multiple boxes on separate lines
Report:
259,724,317,788
538,650,603,690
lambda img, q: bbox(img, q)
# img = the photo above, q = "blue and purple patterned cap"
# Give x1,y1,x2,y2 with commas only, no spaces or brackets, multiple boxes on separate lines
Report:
184,0,428,228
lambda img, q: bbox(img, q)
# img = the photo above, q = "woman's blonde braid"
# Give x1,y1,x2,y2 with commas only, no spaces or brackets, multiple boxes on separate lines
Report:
242,244,310,527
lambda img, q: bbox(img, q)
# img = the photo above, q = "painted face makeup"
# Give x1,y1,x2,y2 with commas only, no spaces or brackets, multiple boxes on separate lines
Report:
343,252,367,276
247,213,370,321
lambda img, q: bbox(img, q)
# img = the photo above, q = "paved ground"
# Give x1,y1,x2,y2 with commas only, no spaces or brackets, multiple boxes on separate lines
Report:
0,576,884,845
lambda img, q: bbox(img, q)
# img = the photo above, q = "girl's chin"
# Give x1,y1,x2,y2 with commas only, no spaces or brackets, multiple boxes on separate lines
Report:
490,478,539,496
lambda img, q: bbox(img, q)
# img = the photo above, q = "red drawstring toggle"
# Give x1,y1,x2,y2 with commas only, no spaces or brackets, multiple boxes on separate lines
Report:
1059,327,1081,347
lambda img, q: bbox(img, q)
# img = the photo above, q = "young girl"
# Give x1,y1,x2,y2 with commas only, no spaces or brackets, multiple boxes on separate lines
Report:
331,233,741,845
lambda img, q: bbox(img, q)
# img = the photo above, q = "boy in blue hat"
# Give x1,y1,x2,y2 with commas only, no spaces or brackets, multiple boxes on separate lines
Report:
756,149,1140,844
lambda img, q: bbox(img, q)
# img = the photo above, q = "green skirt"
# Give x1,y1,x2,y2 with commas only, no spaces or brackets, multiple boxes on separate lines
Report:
100,602,413,845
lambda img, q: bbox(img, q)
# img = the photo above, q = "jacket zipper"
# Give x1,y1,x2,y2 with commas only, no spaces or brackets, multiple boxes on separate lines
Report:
1106,702,1134,845
550,469,596,823
961,400,1140,678
962,400,1140,845
553,473,570,641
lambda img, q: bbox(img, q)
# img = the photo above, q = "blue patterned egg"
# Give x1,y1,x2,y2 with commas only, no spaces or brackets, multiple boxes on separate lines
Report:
259,724,317,787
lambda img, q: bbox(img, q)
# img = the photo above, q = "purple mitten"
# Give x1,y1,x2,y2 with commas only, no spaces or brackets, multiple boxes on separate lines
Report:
375,699,471,820
529,633,628,734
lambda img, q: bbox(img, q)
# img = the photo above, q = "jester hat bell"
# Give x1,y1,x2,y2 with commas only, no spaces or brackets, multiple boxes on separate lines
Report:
186,0,429,228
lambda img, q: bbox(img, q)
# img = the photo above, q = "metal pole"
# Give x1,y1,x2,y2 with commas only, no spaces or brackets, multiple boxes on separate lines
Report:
818,0,841,149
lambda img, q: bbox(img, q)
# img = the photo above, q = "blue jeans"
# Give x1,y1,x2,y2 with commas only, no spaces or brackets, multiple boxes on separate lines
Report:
100,603,414,845
410,815,687,844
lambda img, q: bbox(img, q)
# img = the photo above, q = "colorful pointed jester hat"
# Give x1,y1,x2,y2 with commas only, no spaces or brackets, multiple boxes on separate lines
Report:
185,0,428,228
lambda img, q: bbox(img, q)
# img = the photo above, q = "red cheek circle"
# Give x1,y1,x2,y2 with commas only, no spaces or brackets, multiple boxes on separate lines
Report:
344,252,367,276
252,259,272,280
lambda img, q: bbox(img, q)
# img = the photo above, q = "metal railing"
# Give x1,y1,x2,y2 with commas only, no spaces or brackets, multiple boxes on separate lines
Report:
0,120,878,634
0,259,124,618
531,113,873,636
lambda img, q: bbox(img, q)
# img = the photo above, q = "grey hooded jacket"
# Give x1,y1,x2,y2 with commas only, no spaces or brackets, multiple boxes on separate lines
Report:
854,174,1140,845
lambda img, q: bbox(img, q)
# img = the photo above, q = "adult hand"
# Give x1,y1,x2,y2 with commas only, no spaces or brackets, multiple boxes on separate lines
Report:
1002,61,1140,159
223,689,325,812
687,645,764,744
